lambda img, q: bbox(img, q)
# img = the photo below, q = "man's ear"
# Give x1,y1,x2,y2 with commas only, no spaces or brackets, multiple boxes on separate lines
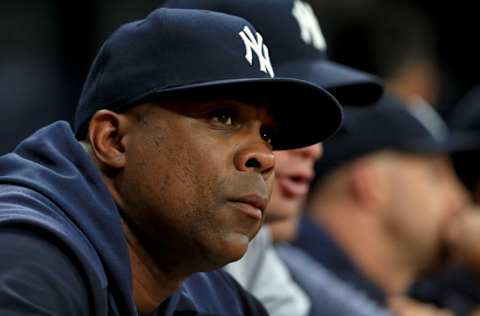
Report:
87,110,130,169
349,156,388,211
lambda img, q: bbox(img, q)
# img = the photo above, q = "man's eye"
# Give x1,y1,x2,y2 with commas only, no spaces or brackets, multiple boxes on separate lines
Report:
211,110,235,126
260,125,274,145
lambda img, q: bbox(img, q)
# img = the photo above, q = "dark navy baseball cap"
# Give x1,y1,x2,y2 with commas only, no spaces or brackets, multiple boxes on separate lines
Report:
75,8,343,150
164,0,383,105
314,95,480,180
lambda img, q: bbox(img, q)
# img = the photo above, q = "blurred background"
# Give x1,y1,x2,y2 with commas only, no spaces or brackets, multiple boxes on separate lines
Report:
0,0,478,153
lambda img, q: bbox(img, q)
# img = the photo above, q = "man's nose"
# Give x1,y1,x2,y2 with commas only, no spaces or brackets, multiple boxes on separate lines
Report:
234,142,275,179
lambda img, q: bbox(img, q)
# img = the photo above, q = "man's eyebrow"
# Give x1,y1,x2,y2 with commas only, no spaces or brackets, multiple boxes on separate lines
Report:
198,98,258,106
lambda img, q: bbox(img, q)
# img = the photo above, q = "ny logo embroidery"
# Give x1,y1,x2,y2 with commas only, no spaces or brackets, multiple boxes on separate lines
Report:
238,26,275,78
292,0,326,51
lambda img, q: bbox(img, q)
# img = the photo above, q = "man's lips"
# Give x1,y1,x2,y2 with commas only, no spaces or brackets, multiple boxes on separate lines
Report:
228,194,268,220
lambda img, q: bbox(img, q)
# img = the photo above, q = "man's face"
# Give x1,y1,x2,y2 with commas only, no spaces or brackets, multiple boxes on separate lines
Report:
117,98,277,269
383,153,469,271
267,144,323,242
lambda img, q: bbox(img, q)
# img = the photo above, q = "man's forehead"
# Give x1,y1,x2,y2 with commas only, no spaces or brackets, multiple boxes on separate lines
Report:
147,95,277,122
217,97,278,126
203,97,273,115
194,97,269,108
195,93,270,108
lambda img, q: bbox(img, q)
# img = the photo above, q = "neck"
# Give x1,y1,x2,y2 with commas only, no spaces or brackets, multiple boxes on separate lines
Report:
311,199,418,297
123,221,186,315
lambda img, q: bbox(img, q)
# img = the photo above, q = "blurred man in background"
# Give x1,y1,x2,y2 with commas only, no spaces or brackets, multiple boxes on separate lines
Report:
293,96,480,316
298,4,480,312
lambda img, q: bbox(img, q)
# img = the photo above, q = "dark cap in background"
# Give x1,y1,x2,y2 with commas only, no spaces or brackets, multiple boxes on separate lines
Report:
314,95,480,182
164,0,383,106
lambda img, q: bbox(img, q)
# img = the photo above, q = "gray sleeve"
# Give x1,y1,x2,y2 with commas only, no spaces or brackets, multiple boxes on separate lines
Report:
0,227,90,315
225,227,311,316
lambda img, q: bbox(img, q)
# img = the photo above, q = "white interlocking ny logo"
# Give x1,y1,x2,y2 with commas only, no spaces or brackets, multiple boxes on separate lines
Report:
292,0,326,51
238,26,275,78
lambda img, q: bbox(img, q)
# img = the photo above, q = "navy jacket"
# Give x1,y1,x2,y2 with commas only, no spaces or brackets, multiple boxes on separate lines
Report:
0,121,267,316
294,214,480,316
293,214,386,306
409,266,480,316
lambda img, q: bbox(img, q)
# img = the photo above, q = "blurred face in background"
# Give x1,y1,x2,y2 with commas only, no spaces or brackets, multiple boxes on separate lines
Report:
267,144,323,242
381,152,469,272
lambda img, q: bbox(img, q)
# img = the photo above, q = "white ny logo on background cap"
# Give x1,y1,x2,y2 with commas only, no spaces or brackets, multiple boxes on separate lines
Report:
239,26,275,78
292,0,326,51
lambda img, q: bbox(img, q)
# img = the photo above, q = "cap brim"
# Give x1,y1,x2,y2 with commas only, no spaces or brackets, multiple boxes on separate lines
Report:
129,77,343,150
277,59,383,106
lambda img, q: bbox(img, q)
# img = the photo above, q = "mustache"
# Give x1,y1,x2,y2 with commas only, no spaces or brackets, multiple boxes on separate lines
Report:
222,174,270,200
